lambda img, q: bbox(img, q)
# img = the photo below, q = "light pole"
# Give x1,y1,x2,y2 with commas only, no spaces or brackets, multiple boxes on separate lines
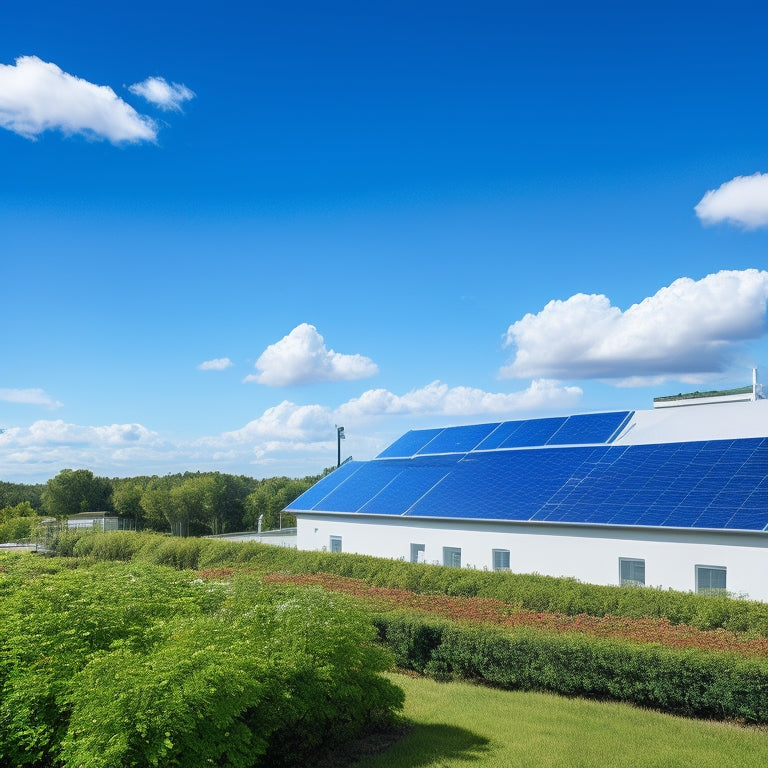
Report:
336,425,345,468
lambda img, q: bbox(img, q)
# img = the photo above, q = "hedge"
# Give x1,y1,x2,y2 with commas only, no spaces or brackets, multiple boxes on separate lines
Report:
373,612,768,723
55,530,768,636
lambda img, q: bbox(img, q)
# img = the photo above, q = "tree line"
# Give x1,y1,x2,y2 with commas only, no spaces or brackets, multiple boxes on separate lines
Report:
0,467,330,539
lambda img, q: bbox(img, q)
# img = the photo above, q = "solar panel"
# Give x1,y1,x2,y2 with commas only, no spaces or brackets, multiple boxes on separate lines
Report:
498,417,567,448
415,423,500,455
285,461,365,511
292,419,768,532
311,462,404,512
376,428,444,458
547,412,632,445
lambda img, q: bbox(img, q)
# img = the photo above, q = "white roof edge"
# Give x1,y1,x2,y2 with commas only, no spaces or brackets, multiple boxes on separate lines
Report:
613,398,768,446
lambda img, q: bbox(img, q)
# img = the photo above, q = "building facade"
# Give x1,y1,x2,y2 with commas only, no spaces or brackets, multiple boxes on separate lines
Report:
289,397,768,601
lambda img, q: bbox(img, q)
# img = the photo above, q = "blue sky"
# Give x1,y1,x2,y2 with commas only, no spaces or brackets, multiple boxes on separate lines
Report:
2,1,768,483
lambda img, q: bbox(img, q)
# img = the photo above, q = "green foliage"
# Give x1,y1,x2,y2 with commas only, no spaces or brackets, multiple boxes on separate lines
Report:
41,468,113,518
51,531,768,637
0,481,44,511
0,515,39,543
373,612,768,723
243,476,316,530
0,556,403,768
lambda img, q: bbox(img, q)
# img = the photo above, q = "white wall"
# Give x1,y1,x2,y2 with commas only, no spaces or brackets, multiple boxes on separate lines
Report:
297,514,768,602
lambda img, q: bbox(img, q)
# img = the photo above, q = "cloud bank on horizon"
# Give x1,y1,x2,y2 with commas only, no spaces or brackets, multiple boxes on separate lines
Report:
3,268,766,480
0,56,193,143
501,270,768,384
0,378,580,479
695,173,768,229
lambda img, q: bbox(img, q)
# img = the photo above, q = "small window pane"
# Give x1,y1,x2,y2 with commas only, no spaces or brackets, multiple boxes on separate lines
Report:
620,558,645,587
330,536,342,553
492,549,510,571
696,565,726,594
410,543,425,563
443,547,461,568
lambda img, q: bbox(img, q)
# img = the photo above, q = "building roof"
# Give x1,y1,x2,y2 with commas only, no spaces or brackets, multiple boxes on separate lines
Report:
287,400,768,533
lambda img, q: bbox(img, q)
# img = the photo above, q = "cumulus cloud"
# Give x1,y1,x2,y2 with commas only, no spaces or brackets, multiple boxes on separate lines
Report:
0,378,584,480
0,419,172,479
246,324,379,386
500,270,768,383
0,388,62,409
695,173,768,229
197,357,233,371
337,379,582,418
128,76,195,111
0,55,157,142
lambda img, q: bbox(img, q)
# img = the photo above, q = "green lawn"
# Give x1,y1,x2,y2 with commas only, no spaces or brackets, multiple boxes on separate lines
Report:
345,673,768,768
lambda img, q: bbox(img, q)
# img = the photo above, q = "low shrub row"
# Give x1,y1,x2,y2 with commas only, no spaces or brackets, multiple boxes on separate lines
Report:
374,612,768,723
0,556,403,768
59,531,768,636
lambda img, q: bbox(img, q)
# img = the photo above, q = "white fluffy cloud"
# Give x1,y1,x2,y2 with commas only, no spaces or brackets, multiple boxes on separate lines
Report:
501,270,768,382
337,379,582,418
695,173,768,229
0,388,62,409
197,357,233,371
0,56,157,143
0,420,171,479
0,376,585,480
246,324,379,386
128,76,195,111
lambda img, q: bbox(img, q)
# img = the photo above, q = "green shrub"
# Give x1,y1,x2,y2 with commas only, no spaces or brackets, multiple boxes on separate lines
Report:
66,531,768,637
373,612,768,723
0,558,403,768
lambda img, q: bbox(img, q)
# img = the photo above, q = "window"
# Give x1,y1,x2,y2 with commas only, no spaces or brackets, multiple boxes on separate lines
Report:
329,536,342,553
410,543,425,563
696,565,726,594
492,549,510,571
443,547,461,568
619,558,645,587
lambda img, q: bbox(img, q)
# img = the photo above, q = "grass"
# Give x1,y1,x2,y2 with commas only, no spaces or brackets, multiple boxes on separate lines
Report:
342,673,768,768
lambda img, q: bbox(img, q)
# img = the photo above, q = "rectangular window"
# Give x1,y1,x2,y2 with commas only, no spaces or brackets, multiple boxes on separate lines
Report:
410,543,425,563
696,565,726,594
492,549,510,571
443,546,461,568
329,536,342,553
619,558,645,587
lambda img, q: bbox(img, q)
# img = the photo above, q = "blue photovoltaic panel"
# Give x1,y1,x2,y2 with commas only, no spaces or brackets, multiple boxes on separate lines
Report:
312,462,404,512
293,418,768,531
498,417,568,448
285,461,365,511
547,412,632,445
360,465,455,515
376,428,444,458
407,447,603,520
415,423,500,455
474,420,526,450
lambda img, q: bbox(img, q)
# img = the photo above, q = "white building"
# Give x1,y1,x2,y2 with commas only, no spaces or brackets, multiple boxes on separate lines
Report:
288,393,768,601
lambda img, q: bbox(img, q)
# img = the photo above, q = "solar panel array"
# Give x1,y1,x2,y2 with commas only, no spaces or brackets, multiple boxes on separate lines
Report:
378,411,632,457
290,440,768,530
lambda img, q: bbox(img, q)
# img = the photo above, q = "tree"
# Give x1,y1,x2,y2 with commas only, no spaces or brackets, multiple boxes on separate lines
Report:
243,476,314,531
41,469,112,519
139,486,173,533
112,483,145,530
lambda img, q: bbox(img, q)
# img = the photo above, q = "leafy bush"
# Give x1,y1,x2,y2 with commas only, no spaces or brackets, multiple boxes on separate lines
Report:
373,612,768,722
52,531,768,636
0,557,403,767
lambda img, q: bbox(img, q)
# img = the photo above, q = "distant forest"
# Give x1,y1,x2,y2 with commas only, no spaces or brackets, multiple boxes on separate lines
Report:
0,467,331,539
